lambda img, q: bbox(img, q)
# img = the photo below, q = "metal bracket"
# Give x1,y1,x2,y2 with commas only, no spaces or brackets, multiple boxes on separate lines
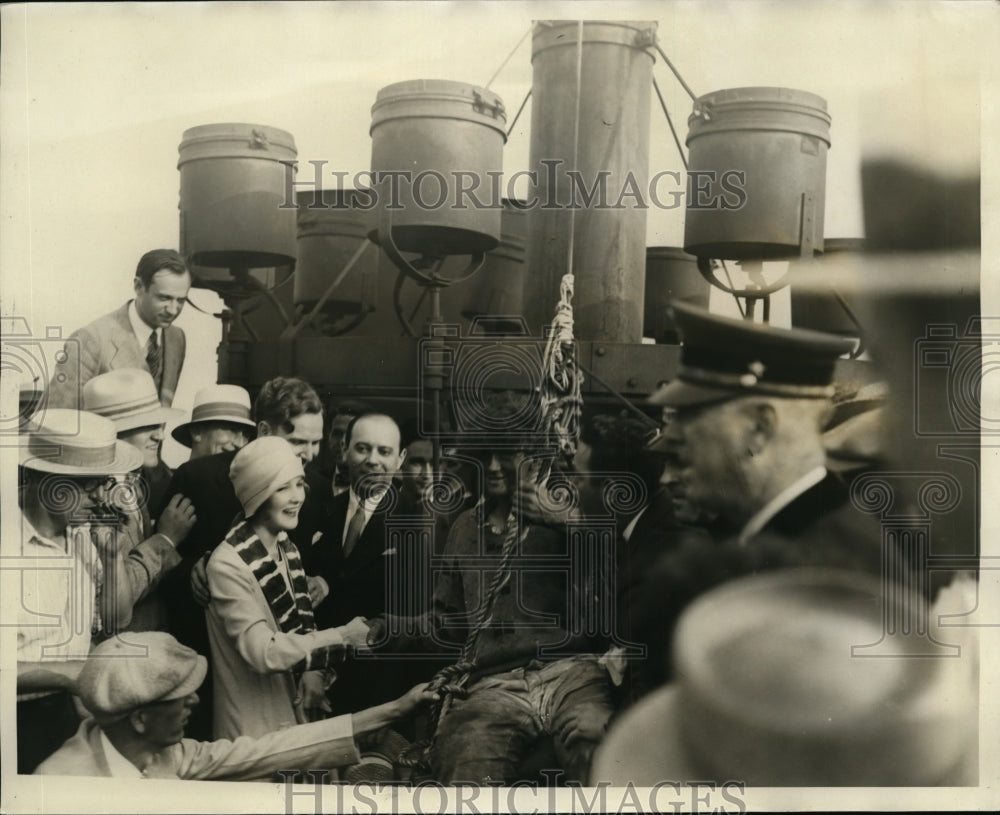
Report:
250,129,269,150
472,90,506,120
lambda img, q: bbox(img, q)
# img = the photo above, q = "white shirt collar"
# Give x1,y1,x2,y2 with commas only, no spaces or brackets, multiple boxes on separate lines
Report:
348,487,387,515
100,728,144,778
128,300,159,348
21,516,65,553
737,466,827,546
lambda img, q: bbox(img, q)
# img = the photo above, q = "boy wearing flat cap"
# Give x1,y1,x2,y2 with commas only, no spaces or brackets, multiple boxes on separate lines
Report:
35,632,436,779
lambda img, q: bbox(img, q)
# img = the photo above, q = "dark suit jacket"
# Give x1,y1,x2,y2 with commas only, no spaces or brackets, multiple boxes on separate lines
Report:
614,488,707,705
630,473,896,692
303,489,396,631
47,302,185,408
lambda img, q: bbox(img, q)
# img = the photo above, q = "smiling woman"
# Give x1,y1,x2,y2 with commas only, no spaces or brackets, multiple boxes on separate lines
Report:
204,436,371,745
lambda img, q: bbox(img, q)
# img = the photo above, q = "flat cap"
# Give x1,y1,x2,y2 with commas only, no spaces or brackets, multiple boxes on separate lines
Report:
649,302,856,407
76,632,207,725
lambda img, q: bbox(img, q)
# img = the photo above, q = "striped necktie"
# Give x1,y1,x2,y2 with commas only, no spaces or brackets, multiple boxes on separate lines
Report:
146,331,162,390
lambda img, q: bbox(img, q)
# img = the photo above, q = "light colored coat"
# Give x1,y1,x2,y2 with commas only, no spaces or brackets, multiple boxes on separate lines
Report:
35,716,358,779
47,302,185,408
205,541,346,740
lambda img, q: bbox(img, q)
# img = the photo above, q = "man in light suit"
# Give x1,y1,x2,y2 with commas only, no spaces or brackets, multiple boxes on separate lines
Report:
47,249,191,409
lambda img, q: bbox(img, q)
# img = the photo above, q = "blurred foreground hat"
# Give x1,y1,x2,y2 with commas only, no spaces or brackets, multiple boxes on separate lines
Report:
591,569,977,786
20,409,143,475
171,384,256,447
649,303,856,408
77,632,207,725
83,368,183,433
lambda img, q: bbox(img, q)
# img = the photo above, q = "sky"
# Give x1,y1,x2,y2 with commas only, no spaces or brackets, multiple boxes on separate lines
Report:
1,2,999,808
2,2,994,466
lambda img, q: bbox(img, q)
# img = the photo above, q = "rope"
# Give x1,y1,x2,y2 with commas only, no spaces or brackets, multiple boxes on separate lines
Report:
484,23,533,90
652,42,698,102
565,20,585,279
652,77,688,171
397,516,527,772
399,31,586,774
538,275,583,475
399,236,583,779
505,89,532,139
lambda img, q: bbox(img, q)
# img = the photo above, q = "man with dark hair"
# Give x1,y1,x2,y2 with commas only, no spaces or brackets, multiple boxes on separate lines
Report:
307,398,374,494
366,393,617,785
156,376,328,739
579,411,698,708
47,249,191,409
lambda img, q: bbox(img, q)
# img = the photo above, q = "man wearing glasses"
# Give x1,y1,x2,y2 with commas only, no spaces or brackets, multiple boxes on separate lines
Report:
15,409,146,772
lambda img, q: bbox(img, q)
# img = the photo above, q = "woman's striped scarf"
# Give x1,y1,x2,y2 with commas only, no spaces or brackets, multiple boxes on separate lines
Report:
225,519,342,672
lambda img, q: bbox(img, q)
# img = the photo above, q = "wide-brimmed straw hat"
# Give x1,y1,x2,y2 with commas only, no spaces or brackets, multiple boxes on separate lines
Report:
83,369,182,433
171,384,256,447
19,408,143,475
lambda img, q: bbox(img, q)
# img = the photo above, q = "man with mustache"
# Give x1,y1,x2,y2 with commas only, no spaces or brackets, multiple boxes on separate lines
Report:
16,410,145,772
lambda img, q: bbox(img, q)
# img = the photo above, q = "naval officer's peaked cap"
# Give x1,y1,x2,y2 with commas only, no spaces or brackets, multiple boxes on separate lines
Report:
649,302,856,408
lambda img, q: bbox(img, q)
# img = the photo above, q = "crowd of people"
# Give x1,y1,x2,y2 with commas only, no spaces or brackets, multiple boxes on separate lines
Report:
15,248,978,785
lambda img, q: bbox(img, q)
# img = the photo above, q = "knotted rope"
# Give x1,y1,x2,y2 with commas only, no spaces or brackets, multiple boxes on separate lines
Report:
396,515,526,772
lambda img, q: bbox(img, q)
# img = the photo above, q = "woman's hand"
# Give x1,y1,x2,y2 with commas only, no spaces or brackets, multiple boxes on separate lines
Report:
339,616,371,650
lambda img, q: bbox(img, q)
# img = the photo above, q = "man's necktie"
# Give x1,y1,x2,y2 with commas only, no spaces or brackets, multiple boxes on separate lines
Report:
343,507,365,558
146,331,162,390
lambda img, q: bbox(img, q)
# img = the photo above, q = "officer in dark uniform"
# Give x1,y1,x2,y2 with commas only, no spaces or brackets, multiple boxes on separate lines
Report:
633,302,910,687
